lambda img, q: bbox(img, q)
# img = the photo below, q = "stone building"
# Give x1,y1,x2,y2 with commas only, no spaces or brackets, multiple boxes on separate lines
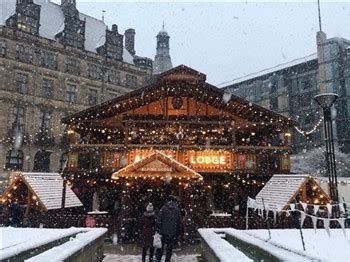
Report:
224,34,350,153
153,25,173,74
0,0,153,186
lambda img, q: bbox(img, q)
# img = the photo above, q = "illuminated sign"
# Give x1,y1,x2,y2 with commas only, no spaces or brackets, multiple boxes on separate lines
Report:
128,150,232,172
185,151,232,171
128,150,177,164
189,155,226,165
139,160,173,172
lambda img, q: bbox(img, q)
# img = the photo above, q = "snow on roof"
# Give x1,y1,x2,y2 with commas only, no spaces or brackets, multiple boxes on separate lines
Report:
255,174,314,211
37,0,65,40
79,12,107,52
2,172,83,211
221,53,318,87
0,0,134,64
24,172,82,210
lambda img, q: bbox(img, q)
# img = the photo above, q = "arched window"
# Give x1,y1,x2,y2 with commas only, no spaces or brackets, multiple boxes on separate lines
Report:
33,150,51,172
59,152,68,171
5,149,24,170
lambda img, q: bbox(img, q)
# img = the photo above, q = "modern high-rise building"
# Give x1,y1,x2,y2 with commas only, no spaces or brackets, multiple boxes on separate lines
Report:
224,34,350,153
0,0,153,186
153,25,173,74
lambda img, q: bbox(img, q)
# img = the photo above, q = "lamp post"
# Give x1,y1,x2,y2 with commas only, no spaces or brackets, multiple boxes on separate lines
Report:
314,93,339,203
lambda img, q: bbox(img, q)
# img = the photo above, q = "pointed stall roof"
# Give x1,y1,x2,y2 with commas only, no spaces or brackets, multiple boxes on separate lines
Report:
1,172,83,211
62,65,296,129
111,150,203,180
255,174,330,211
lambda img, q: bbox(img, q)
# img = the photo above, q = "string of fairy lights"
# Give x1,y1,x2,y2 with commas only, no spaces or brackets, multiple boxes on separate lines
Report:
294,115,323,136
0,123,68,145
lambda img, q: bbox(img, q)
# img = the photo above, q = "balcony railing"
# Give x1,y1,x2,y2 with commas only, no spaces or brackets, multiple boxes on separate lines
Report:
70,143,289,151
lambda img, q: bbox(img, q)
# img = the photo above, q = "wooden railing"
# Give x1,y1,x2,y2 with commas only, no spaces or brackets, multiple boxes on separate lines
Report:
70,143,289,151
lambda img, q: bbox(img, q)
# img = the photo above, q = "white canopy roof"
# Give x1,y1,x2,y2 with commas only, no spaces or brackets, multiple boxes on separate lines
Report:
2,172,83,211
255,174,318,211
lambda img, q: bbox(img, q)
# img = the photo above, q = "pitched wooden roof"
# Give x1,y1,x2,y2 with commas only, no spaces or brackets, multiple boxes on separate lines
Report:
1,172,83,211
62,65,296,129
111,150,203,180
255,174,330,211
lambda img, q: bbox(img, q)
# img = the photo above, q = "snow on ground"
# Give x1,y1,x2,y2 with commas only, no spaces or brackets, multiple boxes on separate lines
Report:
217,228,308,261
103,254,198,262
245,229,350,261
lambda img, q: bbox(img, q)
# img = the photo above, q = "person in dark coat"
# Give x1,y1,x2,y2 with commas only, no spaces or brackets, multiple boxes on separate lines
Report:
8,202,23,227
156,195,182,262
140,203,156,262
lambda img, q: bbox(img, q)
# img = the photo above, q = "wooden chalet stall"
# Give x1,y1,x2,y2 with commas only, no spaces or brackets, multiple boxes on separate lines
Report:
0,172,83,226
61,65,296,237
249,174,331,229
255,174,331,211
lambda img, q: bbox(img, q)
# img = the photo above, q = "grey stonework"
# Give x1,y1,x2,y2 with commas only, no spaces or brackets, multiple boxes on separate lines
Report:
0,0,153,187
153,27,173,75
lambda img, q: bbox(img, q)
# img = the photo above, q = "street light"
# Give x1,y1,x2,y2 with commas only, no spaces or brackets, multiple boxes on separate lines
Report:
314,93,339,203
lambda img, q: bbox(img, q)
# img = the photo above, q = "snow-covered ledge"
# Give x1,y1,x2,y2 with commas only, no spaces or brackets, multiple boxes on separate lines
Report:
0,227,107,261
27,228,107,262
223,229,325,261
198,228,251,262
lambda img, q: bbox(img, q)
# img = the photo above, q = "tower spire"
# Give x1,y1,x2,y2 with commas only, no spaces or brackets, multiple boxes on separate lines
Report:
153,25,173,74
317,0,322,32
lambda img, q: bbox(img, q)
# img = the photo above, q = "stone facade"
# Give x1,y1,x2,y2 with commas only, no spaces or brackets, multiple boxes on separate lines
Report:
0,0,153,187
224,35,350,153
153,26,173,74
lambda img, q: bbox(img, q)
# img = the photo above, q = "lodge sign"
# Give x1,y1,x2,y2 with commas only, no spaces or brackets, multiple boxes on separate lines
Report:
189,155,226,165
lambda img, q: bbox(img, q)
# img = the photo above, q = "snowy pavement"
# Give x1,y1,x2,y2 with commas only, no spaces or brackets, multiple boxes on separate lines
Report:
103,254,199,262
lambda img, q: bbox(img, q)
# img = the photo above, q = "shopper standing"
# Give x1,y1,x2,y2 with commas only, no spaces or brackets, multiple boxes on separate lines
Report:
156,195,182,262
140,203,156,262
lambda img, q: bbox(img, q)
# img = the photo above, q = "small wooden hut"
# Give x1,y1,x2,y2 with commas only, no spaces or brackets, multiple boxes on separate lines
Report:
1,172,83,215
255,174,331,211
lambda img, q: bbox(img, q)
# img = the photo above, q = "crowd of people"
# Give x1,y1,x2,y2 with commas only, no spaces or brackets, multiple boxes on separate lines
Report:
0,202,24,227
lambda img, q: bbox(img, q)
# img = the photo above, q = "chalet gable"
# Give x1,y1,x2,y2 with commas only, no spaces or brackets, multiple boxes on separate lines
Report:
62,65,296,129
158,65,206,83
111,150,203,180
1,172,83,212
255,174,330,211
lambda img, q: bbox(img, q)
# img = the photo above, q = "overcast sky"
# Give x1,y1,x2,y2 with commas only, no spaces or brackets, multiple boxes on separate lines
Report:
52,0,350,85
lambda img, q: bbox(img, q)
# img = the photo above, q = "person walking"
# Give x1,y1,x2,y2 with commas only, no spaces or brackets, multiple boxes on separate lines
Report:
140,203,156,262
156,195,182,262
